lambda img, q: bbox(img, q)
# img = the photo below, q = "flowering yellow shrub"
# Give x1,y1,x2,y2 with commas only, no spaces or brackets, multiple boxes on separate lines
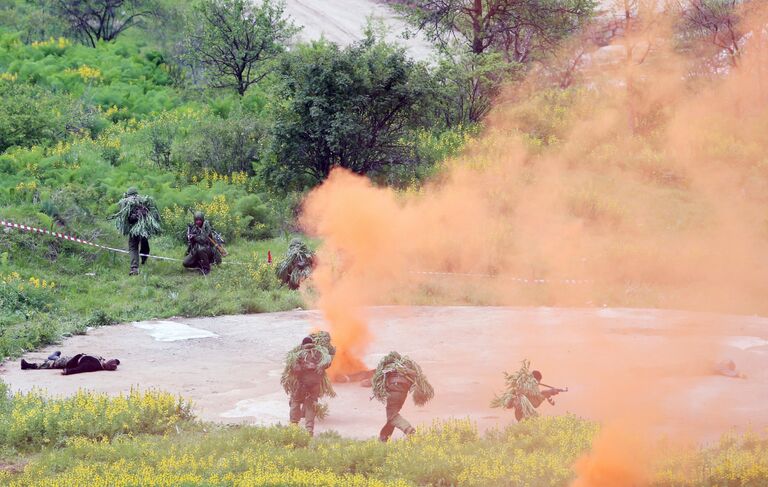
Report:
3,415,766,486
1,272,56,292
63,65,102,82
9,463,409,487
247,257,279,290
654,431,768,486
195,169,249,188
14,180,37,193
0,71,17,81
0,388,192,450
31,37,71,49
162,196,243,243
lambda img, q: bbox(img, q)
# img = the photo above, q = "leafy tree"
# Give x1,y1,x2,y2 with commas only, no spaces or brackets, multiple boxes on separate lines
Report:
395,0,595,123
51,0,158,47
675,0,747,68
188,0,297,95
400,0,595,62
431,49,515,124
264,37,434,190
0,0,68,44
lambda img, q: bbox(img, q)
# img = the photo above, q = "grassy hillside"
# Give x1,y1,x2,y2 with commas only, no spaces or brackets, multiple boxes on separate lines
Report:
0,29,307,359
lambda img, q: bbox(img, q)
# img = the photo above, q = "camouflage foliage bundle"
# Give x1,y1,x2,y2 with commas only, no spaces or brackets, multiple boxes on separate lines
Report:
112,194,161,238
280,344,336,398
309,331,336,357
490,359,541,419
276,239,315,290
372,351,434,406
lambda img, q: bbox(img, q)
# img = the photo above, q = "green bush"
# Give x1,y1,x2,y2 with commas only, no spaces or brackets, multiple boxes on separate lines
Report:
173,107,265,175
0,388,193,451
0,80,73,151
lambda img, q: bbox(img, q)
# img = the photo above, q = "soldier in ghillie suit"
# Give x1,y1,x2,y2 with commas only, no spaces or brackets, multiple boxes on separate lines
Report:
309,331,336,359
111,187,161,275
276,238,315,290
491,360,566,421
183,212,221,275
20,351,120,375
372,351,434,442
281,336,335,436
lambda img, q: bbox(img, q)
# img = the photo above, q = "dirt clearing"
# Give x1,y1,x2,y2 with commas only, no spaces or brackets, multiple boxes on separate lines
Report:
1,306,766,441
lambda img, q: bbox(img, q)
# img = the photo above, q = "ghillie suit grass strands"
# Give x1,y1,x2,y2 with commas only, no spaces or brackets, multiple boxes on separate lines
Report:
276,238,315,290
490,359,542,419
280,345,336,398
315,402,329,421
372,352,434,406
310,331,336,357
112,193,161,238
298,401,330,421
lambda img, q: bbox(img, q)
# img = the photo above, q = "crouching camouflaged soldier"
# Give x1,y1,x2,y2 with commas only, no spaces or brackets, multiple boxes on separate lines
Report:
289,337,328,436
21,351,120,375
183,212,220,275
508,370,564,422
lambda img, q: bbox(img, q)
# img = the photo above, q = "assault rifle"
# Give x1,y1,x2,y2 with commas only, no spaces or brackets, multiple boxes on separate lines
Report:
209,229,228,257
539,383,568,405
186,209,228,257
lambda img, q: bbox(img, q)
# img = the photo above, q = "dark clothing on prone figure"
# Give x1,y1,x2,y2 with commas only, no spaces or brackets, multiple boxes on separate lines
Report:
21,351,120,375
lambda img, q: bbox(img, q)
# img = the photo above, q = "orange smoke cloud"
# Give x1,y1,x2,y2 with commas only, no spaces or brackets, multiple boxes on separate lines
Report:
300,0,768,482
571,422,651,487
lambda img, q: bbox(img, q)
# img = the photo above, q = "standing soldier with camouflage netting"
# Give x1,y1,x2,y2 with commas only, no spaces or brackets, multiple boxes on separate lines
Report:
281,336,336,436
490,360,567,421
111,187,161,276
372,351,434,442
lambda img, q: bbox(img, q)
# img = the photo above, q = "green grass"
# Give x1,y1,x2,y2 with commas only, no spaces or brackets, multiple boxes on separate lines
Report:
0,235,304,359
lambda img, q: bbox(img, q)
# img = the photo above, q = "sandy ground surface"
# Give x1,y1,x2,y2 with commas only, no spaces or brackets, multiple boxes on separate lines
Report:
1,306,766,441
284,0,433,60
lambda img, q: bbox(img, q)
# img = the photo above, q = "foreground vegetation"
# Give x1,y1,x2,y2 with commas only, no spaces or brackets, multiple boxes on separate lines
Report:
0,384,764,486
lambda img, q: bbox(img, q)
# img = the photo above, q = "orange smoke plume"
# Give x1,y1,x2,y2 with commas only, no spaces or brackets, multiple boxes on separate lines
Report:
300,0,768,480
571,423,651,487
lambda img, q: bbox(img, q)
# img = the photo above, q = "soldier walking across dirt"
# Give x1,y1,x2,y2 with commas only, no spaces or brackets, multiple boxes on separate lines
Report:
371,352,433,442
378,369,416,441
287,337,331,436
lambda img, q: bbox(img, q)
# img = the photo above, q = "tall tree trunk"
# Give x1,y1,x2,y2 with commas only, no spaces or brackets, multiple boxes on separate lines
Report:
471,0,484,54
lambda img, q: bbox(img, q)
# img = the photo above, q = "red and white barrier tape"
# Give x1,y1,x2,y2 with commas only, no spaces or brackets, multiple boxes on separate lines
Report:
2,219,589,281
412,271,593,284
1,219,184,262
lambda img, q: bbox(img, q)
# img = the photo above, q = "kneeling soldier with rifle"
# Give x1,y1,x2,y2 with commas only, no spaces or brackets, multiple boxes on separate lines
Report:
183,211,225,275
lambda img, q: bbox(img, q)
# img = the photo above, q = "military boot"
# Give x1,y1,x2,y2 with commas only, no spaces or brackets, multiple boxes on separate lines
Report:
20,359,38,370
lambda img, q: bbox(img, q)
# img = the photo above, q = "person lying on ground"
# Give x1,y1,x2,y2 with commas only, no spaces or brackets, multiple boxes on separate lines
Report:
20,351,120,375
